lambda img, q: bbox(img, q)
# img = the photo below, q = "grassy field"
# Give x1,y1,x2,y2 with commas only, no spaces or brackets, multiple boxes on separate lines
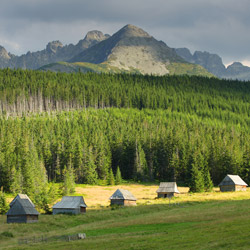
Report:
1,184,250,250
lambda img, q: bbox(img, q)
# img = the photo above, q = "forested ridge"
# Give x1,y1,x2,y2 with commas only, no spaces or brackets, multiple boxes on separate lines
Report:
0,68,250,206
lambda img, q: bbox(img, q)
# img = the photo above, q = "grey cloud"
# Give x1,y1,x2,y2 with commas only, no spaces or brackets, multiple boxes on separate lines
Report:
0,0,250,63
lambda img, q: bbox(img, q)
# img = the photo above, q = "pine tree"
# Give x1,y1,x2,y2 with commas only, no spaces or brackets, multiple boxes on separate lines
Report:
115,166,122,185
189,151,205,193
82,146,98,184
203,165,213,192
0,189,9,214
107,168,115,185
134,141,148,180
63,164,75,195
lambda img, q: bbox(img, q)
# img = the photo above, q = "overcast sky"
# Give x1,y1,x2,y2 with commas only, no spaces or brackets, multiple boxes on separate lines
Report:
0,0,249,66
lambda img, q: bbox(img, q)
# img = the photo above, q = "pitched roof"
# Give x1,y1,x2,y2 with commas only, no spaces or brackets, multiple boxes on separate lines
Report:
53,196,87,209
110,189,137,201
156,182,180,193
9,194,35,207
6,194,39,216
219,175,248,186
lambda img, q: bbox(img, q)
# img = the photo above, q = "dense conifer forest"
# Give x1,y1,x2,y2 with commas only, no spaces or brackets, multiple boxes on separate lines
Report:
0,68,250,208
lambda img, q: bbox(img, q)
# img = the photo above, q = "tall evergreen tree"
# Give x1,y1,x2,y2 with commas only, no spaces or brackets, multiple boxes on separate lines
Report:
189,151,205,193
107,168,115,185
115,166,122,185
0,189,8,214
203,165,213,192
63,164,75,195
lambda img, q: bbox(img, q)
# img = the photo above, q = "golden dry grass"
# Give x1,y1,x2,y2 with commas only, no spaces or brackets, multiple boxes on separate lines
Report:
74,184,250,209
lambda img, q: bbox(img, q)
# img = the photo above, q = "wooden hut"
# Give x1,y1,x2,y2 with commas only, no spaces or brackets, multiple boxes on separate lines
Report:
110,189,137,206
6,194,39,223
219,174,248,192
52,196,87,215
156,182,180,198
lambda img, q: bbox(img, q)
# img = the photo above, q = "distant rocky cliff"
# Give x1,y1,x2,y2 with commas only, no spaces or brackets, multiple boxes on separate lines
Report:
0,31,110,70
175,48,250,80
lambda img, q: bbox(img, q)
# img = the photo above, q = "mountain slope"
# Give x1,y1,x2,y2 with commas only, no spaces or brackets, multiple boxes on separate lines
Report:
67,24,211,76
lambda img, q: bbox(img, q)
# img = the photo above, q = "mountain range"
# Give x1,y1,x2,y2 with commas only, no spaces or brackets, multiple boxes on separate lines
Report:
0,24,249,80
175,48,250,80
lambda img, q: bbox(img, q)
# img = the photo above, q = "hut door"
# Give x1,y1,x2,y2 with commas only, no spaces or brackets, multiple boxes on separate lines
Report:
80,207,86,213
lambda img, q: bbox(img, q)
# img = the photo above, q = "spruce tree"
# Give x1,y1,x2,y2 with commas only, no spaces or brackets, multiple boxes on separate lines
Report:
203,165,213,192
134,141,148,180
107,168,115,185
63,164,75,195
115,166,122,185
0,189,9,214
83,146,98,184
189,151,205,193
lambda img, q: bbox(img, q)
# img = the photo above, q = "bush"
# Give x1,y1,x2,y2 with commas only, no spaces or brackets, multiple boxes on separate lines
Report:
0,231,14,238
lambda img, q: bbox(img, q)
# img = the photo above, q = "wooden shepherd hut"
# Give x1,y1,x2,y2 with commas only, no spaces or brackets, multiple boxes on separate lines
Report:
219,174,248,192
156,182,180,198
52,196,87,215
110,189,137,206
6,194,39,223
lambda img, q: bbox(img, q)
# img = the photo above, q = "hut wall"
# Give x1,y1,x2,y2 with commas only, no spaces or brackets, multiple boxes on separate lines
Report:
53,208,80,215
157,192,174,198
123,200,136,206
220,185,235,192
7,215,27,223
235,185,247,191
110,199,124,206
26,215,39,223
111,199,136,206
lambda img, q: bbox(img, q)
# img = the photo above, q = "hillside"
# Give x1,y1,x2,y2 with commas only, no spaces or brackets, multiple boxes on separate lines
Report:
40,61,213,77
1,186,250,249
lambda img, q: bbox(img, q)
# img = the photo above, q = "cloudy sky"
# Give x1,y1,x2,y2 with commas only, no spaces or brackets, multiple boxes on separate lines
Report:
0,0,249,66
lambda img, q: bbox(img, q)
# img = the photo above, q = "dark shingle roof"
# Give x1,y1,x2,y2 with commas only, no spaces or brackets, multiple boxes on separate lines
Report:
156,182,180,193
53,196,87,209
110,189,137,201
219,175,248,186
6,194,39,215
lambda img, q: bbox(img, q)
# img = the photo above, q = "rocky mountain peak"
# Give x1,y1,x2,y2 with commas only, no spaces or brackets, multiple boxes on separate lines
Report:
0,46,11,60
69,24,185,75
46,41,63,53
76,30,110,50
115,24,152,39
227,62,243,68
84,30,110,41
175,48,193,62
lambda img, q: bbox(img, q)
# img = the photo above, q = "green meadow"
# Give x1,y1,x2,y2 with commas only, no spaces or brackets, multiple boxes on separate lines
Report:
1,185,250,250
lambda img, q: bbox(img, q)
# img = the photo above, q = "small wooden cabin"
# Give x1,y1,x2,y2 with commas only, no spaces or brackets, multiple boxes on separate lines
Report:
52,196,87,215
6,194,39,223
156,182,180,198
219,174,248,192
110,189,137,206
